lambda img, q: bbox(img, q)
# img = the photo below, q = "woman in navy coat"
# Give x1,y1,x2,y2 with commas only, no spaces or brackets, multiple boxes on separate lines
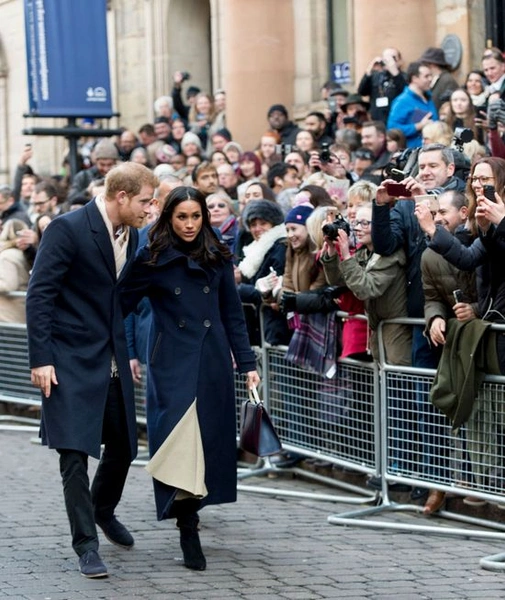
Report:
121,186,259,571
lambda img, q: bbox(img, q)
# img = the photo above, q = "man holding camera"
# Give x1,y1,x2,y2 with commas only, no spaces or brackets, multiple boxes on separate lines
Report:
358,48,407,123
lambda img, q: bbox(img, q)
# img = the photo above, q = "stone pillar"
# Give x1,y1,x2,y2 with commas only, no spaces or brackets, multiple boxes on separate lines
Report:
353,0,437,83
220,0,295,150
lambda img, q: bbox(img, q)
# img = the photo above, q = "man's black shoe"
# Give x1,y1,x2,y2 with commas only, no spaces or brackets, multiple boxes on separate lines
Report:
96,516,134,549
79,549,108,578
410,486,429,501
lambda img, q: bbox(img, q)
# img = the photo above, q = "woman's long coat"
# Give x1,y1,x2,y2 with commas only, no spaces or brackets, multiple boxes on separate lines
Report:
121,246,256,520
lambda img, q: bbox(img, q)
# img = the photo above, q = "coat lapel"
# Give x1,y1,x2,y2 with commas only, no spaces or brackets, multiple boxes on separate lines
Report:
86,199,116,280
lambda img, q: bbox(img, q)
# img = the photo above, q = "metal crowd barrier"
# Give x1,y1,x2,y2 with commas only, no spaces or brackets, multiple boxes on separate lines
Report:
236,307,378,504
0,322,41,431
328,318,505,549
6,298,505,562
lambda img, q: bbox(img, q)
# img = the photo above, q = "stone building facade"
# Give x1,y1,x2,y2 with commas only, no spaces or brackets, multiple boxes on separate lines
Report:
0,0,489,183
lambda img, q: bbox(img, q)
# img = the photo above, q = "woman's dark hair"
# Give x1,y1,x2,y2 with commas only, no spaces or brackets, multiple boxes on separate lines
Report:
464,70,488,94
239,151,262,177
300,184,334,207
386,128,406,151
148,186,232,265
245,181,277,202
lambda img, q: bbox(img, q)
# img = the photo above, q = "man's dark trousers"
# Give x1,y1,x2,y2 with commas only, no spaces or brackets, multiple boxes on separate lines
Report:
58,378,132,556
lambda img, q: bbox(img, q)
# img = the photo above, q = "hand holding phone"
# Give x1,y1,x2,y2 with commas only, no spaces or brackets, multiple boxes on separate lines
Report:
385,182,412,198
483,184,496,202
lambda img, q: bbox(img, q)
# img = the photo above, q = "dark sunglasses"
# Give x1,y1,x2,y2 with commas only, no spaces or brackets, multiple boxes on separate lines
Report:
207,202,227,209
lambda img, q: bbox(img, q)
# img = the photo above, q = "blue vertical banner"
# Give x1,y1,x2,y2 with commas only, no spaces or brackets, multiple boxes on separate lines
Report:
24,0,113,117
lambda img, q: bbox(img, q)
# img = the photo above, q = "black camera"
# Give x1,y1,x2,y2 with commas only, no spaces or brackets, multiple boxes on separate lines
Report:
322,214,351,240
453,127,473,148
319,142,331,163
180,71,191,82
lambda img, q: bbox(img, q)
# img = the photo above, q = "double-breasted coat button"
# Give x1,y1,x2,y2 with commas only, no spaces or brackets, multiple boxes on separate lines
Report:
178,319,186,328
174,287,182,295
203,286,210,293
203,319,211,328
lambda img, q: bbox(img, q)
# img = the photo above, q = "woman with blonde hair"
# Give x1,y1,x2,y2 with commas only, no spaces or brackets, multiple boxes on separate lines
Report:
189,92,226,155
422,121,453,147
0,219,33,323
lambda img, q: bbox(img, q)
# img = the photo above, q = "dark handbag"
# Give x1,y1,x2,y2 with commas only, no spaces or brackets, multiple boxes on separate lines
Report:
239,386,282,457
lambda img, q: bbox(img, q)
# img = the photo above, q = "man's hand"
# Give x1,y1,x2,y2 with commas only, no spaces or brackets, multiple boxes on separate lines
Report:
429,317,446,347
382,49,400,76
416,112,433,131
402,176,427,196
130,358,142,384
366,56,384,76
246,370,261,390
414,201,436,237
31,365,58,398
453,302,476,322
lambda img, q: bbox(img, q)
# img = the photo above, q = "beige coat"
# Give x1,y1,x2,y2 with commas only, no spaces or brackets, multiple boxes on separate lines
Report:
0,247,30,323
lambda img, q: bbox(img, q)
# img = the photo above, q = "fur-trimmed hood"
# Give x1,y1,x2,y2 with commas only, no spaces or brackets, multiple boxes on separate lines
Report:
238,224,287,279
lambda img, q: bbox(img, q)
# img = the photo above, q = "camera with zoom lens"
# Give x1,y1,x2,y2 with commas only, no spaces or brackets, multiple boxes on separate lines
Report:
322,214,351,240
452,127,473,150
180,71,191,82
319,142,331,163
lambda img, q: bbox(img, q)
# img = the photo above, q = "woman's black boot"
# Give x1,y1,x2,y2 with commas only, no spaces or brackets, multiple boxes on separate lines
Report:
175,503,206,571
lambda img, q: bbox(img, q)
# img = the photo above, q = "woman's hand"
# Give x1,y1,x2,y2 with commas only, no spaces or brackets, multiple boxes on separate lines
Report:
453,302,476,322
336,229,351,260
429,317,446,347
322,239,337,257
475,194,505,231
246,370,261,390
234,265,242,284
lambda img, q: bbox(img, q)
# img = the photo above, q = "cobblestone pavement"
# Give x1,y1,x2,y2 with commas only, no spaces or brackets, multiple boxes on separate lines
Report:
2,430,505,600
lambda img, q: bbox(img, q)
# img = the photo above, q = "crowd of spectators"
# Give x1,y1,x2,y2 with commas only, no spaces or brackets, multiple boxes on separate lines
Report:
3,46,505,512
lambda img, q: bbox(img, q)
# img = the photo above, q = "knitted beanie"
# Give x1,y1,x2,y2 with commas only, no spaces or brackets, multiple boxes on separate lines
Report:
94,140,119,160
181,132,202,150
285,205,313,226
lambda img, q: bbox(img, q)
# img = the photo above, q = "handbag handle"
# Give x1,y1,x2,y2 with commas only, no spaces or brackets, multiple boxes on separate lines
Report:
248,385,261,405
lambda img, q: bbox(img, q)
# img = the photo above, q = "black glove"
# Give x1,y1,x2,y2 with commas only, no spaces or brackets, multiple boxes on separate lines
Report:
279,291,297,313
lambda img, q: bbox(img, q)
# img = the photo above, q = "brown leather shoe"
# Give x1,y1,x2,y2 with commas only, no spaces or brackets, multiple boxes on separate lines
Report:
423,490,445,515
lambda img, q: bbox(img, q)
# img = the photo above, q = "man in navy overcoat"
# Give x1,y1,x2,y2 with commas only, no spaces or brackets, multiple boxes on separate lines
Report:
26,162,158,578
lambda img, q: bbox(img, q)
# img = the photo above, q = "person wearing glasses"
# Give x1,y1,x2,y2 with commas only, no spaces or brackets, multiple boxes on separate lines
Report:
205,191,238,253
321,202,411,364
29,180,60,220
